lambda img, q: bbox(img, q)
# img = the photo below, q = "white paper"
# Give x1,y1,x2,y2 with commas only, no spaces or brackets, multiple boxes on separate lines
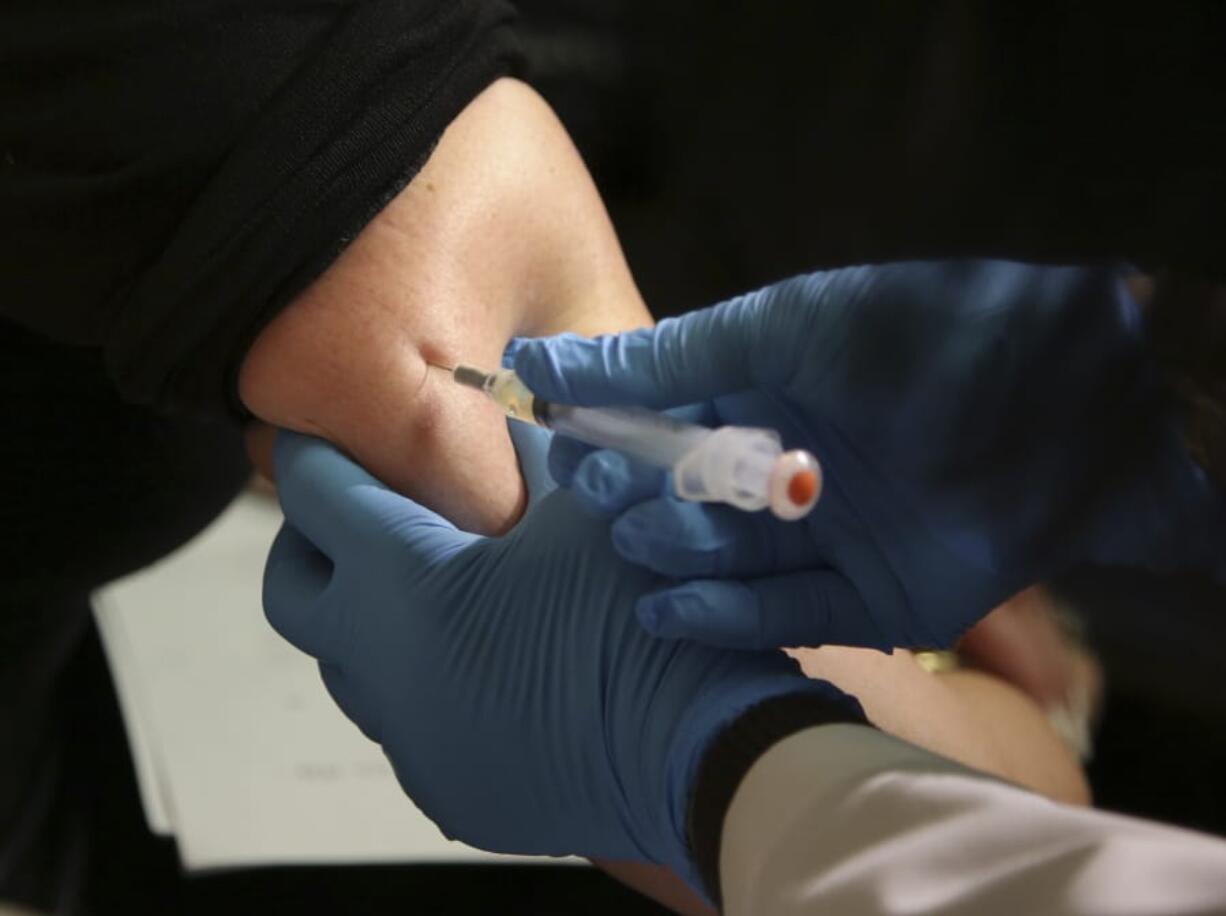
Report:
95,493,564,870
93,594,176,836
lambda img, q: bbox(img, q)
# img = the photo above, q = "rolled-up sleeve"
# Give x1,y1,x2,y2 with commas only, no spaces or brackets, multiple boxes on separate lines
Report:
1,0,520,416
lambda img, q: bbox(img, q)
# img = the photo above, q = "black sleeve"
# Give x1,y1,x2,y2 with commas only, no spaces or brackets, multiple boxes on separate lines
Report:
1,0,521,417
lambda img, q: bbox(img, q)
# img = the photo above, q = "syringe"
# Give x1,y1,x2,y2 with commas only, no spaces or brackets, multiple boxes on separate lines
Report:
443,363,821,520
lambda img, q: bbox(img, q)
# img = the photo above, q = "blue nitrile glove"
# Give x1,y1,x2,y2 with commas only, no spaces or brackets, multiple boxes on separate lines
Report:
514,261,1226,651
262,428,858,893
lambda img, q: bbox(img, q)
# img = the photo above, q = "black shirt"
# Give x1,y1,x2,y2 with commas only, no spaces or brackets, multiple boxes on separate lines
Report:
2,0,521,416
2,9,519,907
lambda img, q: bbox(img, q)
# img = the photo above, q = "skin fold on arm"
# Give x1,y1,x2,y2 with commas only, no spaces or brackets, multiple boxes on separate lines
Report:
237,77,1090,916
239,77,649,533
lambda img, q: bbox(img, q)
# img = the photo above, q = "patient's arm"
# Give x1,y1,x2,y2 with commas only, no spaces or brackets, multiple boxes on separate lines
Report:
239,77,649,533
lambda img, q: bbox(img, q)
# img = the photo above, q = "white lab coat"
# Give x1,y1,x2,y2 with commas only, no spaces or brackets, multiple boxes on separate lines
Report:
720,725,1226,915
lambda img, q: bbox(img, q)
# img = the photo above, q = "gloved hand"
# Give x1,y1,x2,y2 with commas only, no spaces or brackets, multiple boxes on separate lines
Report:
263,427,857,893
513,261,1226,650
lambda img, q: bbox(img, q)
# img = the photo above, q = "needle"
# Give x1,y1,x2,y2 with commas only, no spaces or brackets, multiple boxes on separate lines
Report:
425,360,455,373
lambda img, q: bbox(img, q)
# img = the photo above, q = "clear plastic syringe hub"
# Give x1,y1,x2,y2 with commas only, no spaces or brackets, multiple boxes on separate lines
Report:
453,365,543,425
672,427,821,520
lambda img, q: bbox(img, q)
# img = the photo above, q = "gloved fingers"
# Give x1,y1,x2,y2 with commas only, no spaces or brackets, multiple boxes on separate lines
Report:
511,295,766,408
552,402,718,512
273,431,398,560
547,434,596,488
610,499,814,577
506,420,557,509
319,662,380,743
571,450,671,517
274,430,481,565
635,571,887,650
500,337,524,369
264,523,350,664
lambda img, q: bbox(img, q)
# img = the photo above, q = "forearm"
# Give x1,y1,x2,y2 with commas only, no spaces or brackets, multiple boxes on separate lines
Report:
239,78,648,532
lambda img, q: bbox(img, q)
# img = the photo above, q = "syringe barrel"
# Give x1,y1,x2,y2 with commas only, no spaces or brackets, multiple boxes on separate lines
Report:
455,365,820,519
546,403,795,515
542,403,709,468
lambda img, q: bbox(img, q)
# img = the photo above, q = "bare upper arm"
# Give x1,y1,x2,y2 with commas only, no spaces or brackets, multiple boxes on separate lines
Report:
238,77,649,532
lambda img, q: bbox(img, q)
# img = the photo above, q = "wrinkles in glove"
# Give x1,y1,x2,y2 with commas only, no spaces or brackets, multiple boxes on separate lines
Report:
262,428,857,896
